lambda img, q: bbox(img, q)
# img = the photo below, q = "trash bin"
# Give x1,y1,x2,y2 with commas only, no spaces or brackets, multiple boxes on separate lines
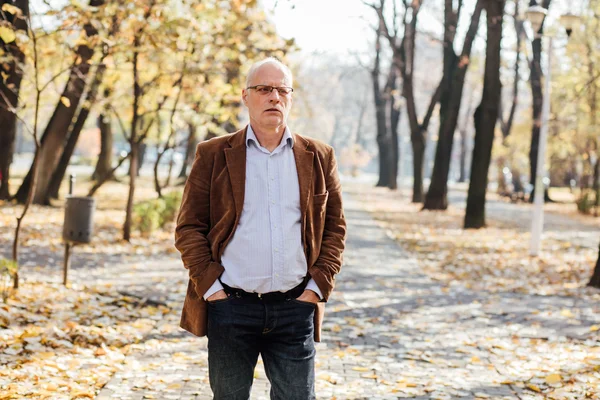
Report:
62,196,96,244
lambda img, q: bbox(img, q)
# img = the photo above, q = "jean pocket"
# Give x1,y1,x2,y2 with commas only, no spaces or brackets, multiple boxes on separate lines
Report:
207,295,233,305
292,299,317,308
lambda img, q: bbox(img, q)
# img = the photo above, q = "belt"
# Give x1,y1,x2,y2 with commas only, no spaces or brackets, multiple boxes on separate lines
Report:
220,277,309,303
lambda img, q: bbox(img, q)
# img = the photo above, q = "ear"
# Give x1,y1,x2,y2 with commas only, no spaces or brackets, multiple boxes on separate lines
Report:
242,89,248,106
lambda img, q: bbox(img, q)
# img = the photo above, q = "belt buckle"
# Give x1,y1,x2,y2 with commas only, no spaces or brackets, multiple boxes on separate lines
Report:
257,293,262,299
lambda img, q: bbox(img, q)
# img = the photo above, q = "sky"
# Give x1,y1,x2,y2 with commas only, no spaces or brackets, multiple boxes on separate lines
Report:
261,0,376,57
260,0,587,60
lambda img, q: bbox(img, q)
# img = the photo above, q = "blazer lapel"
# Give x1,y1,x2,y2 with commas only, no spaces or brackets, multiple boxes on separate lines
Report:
293,134,314,223
224,127,248,220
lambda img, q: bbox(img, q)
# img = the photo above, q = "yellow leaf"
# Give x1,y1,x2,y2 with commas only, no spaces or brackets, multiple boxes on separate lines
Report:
36,351,55,359
590,325,599,332
71,391,94,399
545,374,562,384
60,97,71,108
2,4,22,16
396,381,418,388
352,367,370,372
526,384,542,393
471,356,481,363
0,26,16,44
560,309,574,318
361,373,378,379
167,383,181,390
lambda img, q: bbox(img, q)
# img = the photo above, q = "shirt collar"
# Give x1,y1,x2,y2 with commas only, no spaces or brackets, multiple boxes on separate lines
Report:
246,125,294,150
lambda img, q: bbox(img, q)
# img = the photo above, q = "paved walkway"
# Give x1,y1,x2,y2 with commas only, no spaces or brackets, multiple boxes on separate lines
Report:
93,193,600,399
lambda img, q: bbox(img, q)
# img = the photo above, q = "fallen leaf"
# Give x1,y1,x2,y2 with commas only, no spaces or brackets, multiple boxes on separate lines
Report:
545,374,562,384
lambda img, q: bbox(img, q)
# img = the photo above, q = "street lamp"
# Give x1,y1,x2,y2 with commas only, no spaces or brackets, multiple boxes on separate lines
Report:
525,4,580,256
525,5,547,33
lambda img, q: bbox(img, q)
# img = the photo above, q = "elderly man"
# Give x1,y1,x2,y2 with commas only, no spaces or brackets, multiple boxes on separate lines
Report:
175,57,346,400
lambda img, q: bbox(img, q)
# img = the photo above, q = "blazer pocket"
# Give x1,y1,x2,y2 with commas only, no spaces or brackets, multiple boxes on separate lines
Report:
313,191,329,206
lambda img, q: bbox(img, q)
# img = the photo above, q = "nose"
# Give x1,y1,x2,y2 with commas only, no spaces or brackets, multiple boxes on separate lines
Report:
267,88,281,101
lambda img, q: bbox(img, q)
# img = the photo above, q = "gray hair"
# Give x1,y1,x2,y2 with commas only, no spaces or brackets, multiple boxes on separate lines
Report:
245,57,293,88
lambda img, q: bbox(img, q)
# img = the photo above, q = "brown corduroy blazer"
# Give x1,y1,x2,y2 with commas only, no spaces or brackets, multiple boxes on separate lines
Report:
174,127,346,342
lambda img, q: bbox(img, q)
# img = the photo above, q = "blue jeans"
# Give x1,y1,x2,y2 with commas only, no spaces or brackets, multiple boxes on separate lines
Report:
207,296,316,400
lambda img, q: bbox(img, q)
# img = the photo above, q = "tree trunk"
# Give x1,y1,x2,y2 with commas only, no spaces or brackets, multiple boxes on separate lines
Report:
498,0,523,140
92,90,114,181
47,63,106,201
464,0,504,229
136,142,146,177
411,131,426,202
423,0,484,210
496,156,508,194
124,34,141,242
589,241,600,288
92,112,114,180
387,68,400,190
372,28,392,188
178,123,197,179
528,0,551,194
13,0,105,205
458,91,475,184
0,0,28,200
459,128,469,183
377,0,441,201
153,145,164,198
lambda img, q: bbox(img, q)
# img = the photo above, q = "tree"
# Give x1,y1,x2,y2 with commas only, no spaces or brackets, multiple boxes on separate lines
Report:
496,0,525,194
590,241,600,288
464,0,505,229
374,0,442,202
14,0,106,205
371,24,395,188
423,0,484,210
527,0,551,199
47,62,107,201
0,0,28,200
91,89,115,182
177,122,197,180
11,5,47,289
457,84,476,183
122,0,157,241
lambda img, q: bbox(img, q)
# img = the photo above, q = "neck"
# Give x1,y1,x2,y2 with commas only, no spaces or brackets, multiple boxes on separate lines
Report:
251,124,286,152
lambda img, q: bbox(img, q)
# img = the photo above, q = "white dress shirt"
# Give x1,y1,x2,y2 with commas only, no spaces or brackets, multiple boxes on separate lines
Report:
203,125,322,300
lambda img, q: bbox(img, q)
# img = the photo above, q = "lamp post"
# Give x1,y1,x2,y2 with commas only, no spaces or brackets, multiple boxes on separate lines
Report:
525,4,580,256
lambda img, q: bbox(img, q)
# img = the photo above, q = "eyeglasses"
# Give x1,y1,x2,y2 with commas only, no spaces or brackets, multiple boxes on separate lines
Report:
247,85,294,96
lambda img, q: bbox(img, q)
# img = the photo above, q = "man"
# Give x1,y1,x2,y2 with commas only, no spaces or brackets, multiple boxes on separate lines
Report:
175,57,346,400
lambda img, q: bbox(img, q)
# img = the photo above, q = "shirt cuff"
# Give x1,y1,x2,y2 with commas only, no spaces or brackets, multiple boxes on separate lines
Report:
305,279,323,300
203,279,224,301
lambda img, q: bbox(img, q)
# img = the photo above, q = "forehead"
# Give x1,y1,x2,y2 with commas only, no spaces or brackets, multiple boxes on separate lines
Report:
249,63,291,86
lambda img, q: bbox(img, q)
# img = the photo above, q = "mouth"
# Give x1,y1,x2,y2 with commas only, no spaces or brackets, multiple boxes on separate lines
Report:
264,108,281,114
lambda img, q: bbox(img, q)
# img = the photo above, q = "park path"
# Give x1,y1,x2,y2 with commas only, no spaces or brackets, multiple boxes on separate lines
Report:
93,190,600,400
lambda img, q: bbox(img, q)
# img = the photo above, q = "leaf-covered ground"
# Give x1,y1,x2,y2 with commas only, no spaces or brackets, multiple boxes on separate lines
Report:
95,189,600,399
346,182,599,298
1,177,599,399
0,178,181,399
0,282,169,399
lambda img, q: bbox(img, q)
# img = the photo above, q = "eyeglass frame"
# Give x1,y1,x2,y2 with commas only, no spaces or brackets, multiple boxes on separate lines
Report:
246,85,294,96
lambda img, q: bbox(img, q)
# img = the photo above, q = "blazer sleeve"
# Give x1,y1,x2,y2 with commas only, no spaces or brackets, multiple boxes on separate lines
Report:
309,147,347,300
174,143,224,298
